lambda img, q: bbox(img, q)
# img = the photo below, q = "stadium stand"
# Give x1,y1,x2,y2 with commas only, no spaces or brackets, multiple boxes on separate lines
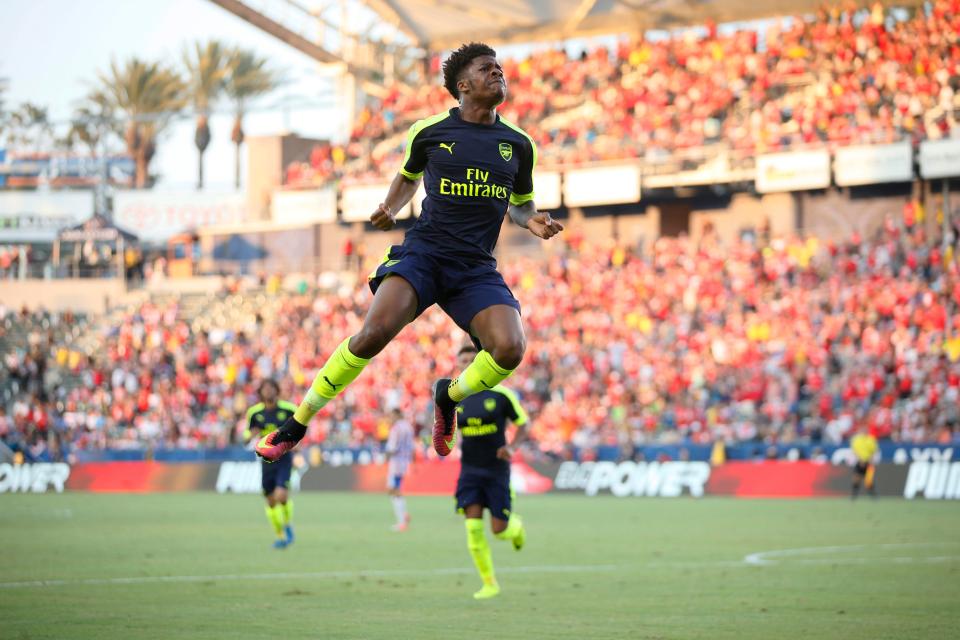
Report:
3,218,959,462
3,1,959,463
284,0,960,187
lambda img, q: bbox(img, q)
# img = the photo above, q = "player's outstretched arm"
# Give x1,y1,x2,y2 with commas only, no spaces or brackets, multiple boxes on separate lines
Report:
508,201,563,240
370,173,422,230
497,421,529,460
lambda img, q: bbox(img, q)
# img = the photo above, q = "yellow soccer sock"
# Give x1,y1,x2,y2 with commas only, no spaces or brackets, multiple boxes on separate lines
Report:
294,337,371,423
465,519,497,587
265,504,284,537
282,500,293,525
447,350,514,403
273,504,288,535
494,514,523,542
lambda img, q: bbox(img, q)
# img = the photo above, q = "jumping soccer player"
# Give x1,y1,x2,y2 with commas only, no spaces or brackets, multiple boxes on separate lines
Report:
245,379,298,548
385,408,415,531
453,342,528,599
850,424,879,499
256,42,562,463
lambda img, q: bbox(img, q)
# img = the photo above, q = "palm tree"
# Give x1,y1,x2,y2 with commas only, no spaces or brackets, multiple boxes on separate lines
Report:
59,112,95,153
183,40,228,190
63,91,116,156
96,57,186,188
224,48,280,189
5,102,53,152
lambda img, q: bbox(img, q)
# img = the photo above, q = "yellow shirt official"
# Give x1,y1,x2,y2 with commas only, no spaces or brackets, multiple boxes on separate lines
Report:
851,433,878,463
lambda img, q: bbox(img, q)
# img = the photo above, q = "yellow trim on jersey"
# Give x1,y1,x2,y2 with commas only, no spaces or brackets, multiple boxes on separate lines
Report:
509,192,534,206
500,116,537,165
247,400,297,436
246,402,266,422
368,246,393,281
490,385,529,426
400,110,451,180
500,116,537,206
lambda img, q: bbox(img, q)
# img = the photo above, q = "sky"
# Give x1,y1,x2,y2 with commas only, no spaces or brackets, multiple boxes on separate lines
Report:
0,0,345,191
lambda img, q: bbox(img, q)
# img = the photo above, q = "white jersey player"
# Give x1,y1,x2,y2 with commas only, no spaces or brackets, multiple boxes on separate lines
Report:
385,409,415,531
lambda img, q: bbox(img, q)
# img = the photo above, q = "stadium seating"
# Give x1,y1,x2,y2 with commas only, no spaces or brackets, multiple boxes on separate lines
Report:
284,0,960,187
4,1,960,461
3,220,959,461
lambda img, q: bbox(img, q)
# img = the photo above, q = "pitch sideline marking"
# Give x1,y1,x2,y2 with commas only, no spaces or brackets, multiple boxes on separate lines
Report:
0,563,622,590
5,546,959,590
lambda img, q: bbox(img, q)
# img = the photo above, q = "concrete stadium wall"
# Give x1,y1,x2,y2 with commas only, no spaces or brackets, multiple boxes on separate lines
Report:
0,278,127,314
690,192,796,242
146,276,224,295
247,134,325,222
611,209,659,249
800,189,912,239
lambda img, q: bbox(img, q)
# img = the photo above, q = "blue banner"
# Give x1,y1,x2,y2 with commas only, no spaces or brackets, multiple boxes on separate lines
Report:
67,442,958,465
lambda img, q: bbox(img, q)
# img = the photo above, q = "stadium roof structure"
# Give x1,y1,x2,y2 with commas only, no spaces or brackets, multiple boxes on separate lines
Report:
209,0,925,90
363,0,926,50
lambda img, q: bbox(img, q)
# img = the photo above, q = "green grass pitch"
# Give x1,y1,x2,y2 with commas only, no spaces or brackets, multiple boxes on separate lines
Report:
2,493,958,639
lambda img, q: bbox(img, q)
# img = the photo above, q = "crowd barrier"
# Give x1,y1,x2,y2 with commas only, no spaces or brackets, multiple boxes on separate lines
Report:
3,458,957,500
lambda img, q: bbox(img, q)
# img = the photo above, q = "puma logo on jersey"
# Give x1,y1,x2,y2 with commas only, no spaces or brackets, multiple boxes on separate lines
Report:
439,142,456,154
323,376,342,391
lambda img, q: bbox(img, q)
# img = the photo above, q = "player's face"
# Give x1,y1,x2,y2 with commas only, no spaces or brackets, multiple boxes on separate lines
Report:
458,350,477,368
462,55,506,105
261,383,278,403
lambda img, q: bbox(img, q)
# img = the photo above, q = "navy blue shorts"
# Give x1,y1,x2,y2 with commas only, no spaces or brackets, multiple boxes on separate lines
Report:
368,244,521,348
262,453,293,495
455,466,512,521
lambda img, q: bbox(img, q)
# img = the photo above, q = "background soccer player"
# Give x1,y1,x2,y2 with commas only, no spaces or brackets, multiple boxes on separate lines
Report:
257,42,563,464
385,408,414,531
850,424,879,499
245,379,299,548
453,342,529,600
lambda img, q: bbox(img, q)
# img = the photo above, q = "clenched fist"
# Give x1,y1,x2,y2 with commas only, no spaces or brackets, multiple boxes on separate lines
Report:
370,203,396,230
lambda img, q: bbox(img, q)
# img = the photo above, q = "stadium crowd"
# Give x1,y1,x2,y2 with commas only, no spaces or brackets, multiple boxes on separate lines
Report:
3,212,959,462
284,0,960,187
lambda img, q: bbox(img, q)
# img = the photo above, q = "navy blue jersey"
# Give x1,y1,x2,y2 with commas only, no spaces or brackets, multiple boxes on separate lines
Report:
400,107,537,264
245,400,298,440
457,386,528,474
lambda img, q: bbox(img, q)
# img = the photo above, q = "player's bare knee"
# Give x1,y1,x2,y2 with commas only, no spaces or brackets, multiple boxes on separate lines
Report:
491,338,525,370
351,325,392,358
491,520,508,535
